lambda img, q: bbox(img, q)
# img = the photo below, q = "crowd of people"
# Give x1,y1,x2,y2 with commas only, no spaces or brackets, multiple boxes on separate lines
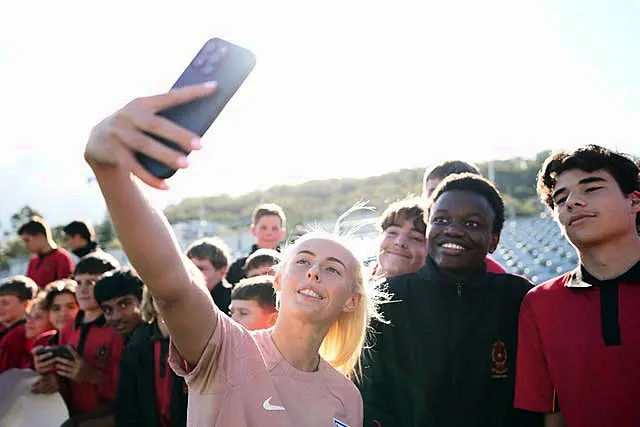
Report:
0,83,638,427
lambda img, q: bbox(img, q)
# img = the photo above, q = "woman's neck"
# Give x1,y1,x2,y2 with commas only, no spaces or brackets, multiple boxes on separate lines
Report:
270,315,330,372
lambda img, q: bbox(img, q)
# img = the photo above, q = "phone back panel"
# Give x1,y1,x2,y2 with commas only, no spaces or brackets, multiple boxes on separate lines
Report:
136,38,256,178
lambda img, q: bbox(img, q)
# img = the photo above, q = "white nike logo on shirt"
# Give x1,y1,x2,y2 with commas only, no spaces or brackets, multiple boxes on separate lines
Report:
263,396,286,411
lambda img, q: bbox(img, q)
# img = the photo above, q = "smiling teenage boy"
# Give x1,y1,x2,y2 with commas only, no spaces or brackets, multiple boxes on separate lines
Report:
515,145,640,427
94,268,144,343
360,174,540,427
423,160,507,274
376,198,428,278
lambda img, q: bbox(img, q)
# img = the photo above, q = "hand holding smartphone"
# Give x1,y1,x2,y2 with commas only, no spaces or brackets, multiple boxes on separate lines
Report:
34,344,75,361
136,38,256,179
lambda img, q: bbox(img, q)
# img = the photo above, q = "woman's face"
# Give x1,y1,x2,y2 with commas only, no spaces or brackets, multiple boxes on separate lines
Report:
25,305,53,339
48,293,79,332
275,237,361,325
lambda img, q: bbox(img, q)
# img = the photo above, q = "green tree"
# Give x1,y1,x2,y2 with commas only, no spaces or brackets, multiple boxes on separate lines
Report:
95,216,116,245
10,206,43,232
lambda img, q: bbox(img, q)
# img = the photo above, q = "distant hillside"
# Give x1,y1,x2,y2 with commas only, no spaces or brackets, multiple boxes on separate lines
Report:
164,151,552,229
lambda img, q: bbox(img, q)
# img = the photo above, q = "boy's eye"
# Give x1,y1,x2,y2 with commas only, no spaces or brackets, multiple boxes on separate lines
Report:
555,197,567,205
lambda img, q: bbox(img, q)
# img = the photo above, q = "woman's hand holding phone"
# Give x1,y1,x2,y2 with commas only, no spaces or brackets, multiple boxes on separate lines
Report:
85,83,216,189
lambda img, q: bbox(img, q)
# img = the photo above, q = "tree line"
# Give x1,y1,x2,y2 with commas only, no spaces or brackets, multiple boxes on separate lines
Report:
1,150,553,269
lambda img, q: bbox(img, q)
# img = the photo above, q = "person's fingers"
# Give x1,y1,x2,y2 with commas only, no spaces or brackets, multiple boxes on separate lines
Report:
66,346,81,361
56,369,71,379
133,82,217,112
54,357,74,367
121,155,172,190
112,127,192,172
121,107,202,153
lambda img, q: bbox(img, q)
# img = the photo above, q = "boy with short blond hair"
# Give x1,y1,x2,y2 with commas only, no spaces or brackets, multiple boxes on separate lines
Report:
226,203,287,285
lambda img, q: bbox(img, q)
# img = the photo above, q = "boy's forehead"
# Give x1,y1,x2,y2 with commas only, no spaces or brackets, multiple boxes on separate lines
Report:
230,299,261,309
255,214,282,227
554,168,612,189
0,293,21,302
433,190,494,217
103,294,137,306
74,273,102,280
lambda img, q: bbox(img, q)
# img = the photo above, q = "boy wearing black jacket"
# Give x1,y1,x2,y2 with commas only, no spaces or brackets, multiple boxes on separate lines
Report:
115,290,187,426
359,174,542,427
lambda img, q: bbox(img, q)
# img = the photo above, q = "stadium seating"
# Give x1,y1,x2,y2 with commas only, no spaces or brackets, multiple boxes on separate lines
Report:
497,215,578,284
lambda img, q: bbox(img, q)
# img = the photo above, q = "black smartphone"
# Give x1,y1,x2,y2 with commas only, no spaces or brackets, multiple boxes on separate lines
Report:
34,345,75,361
136,38,256,179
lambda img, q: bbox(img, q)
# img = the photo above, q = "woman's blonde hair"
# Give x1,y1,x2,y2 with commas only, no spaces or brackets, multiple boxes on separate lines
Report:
276,227,387,380
140,287,158,323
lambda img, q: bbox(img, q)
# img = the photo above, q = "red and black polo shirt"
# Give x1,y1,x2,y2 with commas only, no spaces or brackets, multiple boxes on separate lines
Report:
515,261,640,427
26,247,74,288
0,319,28,373
59,311,124,415
152,329,174,427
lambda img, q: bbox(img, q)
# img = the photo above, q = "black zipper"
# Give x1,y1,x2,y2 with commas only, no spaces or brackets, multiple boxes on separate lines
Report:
452,281,463,420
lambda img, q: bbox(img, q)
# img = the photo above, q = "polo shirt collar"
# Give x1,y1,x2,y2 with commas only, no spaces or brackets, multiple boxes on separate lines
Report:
6,318,26,331
73,310,106,329
567,259,640,288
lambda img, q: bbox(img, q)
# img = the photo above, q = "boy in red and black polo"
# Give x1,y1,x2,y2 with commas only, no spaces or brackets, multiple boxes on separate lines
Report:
33,252,124,425
115,284,188,426
515,145,640,427
0,275,38,373
18,216,74,288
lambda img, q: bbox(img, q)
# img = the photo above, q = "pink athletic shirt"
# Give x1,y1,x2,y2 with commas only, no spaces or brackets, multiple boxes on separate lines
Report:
169,308,362,426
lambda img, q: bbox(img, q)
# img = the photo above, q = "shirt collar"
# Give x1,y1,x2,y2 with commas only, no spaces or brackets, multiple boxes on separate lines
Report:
566,260,640,288
73,310,106,329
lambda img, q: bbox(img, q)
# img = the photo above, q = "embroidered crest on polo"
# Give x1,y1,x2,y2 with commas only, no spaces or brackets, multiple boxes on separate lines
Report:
333,418,350,427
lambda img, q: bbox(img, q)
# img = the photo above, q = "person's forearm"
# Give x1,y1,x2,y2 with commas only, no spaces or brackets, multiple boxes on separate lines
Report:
90,163,191,302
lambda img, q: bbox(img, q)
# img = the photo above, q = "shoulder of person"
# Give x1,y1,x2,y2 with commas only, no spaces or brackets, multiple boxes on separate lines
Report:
526,271,572,300
127,322,154,346
385,271,422,295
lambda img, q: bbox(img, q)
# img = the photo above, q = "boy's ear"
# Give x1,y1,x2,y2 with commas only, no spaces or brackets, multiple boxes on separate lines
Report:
278,228,287,241
487,233,500,254
629,190,640,214
250,223,257,237
273,273,282,292
267,311,278,327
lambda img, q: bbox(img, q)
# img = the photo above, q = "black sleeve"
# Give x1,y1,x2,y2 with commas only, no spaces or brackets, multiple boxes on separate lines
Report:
515,409,545,427
359,319,395,426
114,344,144,426
226,257,247,285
